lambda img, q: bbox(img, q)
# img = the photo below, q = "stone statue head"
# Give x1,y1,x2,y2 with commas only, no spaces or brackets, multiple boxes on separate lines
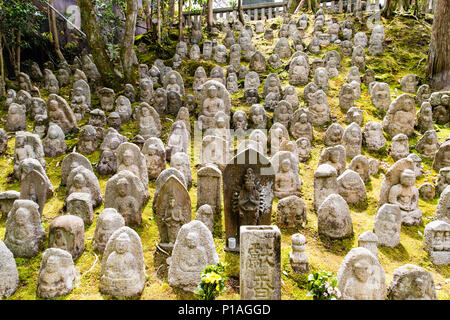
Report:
400,169,415,187
185,231,199,249
353,258,371,282
115,232,131,254
15,207,29,225
117,177,129,197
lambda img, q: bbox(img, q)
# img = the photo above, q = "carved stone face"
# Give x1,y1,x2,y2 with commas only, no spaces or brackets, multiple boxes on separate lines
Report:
353,259,370,282
400,169,415,187
185,231,198,249
412,276,427,297
46,255,59,273
117,178,129,197
73,173,86,189
207,86,217,98
281,159,291,172
15,208,29,225
123,150,134,166
115,233,130,254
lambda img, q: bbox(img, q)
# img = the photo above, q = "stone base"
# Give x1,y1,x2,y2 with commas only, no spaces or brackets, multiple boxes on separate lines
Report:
401,209,422,226
429,251,450,265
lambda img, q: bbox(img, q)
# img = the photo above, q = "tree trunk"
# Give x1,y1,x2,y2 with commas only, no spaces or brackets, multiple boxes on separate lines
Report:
178,0,183,40
158,0,162,43
78,0,117,87
294,0,306,14
143,0,151,31
238,0,245,23
121,0,138,84
0,32,5,97
50,0,65,62
207,0,214,30
426,0,450,90
15,31,20,77
169,0,175,24
382,0,395,18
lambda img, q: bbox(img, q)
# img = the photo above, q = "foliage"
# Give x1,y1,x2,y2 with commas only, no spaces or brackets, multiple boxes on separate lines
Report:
306,271,341,300
194,262,228,300
0,0,45,49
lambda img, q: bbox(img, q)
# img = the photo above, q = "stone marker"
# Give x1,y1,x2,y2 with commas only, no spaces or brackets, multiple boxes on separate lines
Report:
317,194,353,239
223,148,275,252
100,227,145,297
373,204,402,248
0,240,19,298
337,247,386,300
289,233,309,274
37,248,77,298
387,264,437,300
93,208,126,254
240,225,281,300
4,200,45,258
358,231,378,258
424,220,449,265
168,220,219,292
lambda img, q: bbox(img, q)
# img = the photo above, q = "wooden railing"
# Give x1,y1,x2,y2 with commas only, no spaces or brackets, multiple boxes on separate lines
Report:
182,1,288,25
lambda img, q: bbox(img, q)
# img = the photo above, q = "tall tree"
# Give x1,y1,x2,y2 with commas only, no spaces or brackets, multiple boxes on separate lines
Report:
179,0,184,40
121,0,138,84
426,0,450,90
78,0,117,86
238,0,245,23
49,0,65,62
207,0,214,30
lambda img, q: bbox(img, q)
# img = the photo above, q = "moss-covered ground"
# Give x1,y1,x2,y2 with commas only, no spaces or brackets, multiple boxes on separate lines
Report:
0,12,449,300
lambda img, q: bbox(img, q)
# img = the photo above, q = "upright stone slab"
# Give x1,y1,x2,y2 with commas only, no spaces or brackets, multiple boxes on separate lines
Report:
48,215,85,260
317,194,353,239
358,231,378,258
382,93,416,137
66,192,94,225
4,200,45,258
435,185,450,223
60,152,93,186
67,165,102,208
337,169,366,204
153,175,191,252
93,208,125,254
314,164,338,211
0,240,18,299
104,170,146,226
99,226,145,298
223,148,275,252
37,248,76,299
20,168,50,217
240,226,281,300
168,220,219,292
337,247,386,300
387,264,437,300
424,220,450,265
277,195,306,228
116,142,149,196
0,191,20,219
433,140,450,172
373,204,402,247
197,165,222,235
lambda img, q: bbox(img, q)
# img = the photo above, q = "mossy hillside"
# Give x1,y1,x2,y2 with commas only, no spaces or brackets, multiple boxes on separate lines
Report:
0,12,449,300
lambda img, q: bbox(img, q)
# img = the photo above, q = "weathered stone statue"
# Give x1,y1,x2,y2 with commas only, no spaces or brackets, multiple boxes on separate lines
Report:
388,264,437,300
4,200,45,258
99,227,145,297
337,247,386,300
168,220,219,292
37,248,77,298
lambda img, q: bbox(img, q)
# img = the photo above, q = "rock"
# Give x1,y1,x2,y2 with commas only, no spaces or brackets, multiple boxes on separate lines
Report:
435,185,450,223
388,264,437,300
0,240,19,298
358,231,378,258
383,93,416,137
277,195,306,228
338,169,366,204
318,194,353,239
